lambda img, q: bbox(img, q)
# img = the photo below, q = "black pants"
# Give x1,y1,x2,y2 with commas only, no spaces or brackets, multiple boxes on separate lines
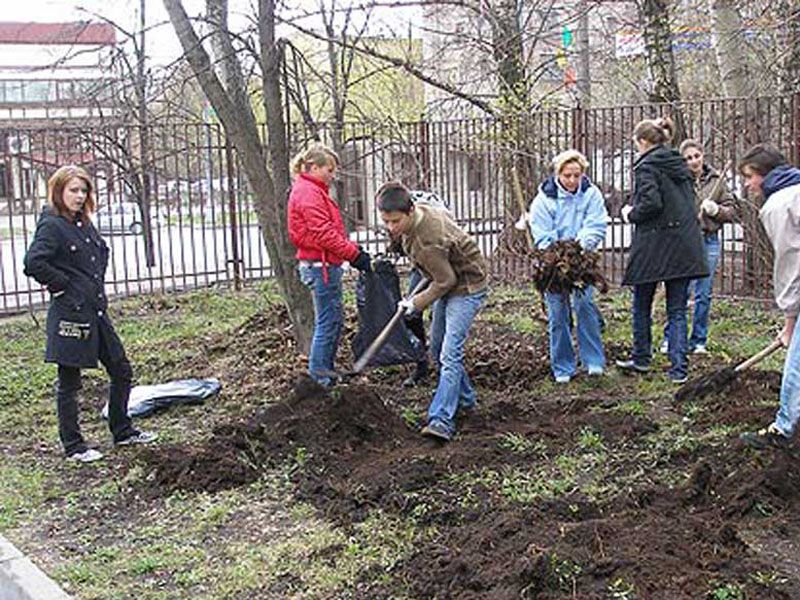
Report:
55,320,136,455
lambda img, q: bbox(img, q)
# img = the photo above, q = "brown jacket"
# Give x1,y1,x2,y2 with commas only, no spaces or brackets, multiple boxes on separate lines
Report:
695,165,737,234
402,204,488,310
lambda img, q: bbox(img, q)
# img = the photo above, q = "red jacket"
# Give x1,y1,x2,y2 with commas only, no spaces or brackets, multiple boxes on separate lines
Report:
287,173,359,264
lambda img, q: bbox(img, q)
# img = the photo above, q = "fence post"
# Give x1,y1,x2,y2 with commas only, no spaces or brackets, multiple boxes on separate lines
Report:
571,102,586,154
225,139,242,290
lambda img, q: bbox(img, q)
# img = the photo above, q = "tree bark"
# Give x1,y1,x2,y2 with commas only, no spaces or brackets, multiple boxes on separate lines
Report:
640,0,686,141
163,0,314,350
709,0,750,97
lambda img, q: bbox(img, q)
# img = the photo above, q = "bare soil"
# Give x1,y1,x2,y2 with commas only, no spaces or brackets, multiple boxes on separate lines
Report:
136,301,800,599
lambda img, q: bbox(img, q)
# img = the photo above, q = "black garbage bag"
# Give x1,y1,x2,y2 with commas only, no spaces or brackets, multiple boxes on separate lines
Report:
351,259,423,368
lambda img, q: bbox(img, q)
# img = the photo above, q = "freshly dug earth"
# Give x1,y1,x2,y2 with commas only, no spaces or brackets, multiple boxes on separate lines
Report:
138,306,798,599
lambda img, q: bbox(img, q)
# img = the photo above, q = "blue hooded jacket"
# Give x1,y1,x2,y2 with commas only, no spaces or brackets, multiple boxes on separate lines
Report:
528,174,608,251
763,165,800,198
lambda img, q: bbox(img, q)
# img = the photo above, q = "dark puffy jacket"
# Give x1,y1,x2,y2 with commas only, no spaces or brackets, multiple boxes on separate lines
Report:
24,207,121,368
622,146,708,286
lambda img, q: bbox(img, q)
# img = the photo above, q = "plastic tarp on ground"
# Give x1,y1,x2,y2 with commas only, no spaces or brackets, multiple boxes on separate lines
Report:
102,378,221,419
351,259,423,368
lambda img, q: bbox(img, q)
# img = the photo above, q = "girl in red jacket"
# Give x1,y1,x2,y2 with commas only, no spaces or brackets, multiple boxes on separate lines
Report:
287,144,371,386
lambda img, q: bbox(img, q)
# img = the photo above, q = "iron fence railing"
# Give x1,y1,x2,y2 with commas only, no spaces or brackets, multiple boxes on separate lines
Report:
1,93,797,315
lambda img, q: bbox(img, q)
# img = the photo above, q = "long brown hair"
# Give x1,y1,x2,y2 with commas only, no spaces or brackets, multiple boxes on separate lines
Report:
48,165,95,217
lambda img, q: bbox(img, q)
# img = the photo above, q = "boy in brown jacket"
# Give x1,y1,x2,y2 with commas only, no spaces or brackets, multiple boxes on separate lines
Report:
377,182,488,442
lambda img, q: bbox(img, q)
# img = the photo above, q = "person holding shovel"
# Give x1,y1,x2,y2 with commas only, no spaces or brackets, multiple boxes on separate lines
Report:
616,117,708,384
529,149,608,383
660,140,737,355
738,144,800,450
23,165,157,463
287,143,372,387
377,181,488,442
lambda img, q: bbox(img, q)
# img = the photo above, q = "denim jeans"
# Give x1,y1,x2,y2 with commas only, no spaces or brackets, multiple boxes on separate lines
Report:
56,319,136,455
664,233,720,349
428,289,487,436
544,286,605,379
298,264,343,386
774,322,800,437
632,278,690,378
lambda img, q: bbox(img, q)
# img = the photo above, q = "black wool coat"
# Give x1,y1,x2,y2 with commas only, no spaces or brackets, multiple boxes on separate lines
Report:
622,145,709,286
23,207,123,368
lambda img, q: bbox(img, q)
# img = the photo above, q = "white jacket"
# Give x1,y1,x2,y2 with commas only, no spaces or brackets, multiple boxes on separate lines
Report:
760,182,800,316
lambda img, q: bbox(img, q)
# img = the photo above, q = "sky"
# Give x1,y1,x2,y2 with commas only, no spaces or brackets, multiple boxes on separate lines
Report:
4,0,422,66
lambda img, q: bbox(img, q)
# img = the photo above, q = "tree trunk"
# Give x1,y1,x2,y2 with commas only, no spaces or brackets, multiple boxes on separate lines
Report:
163,0,314,351
640,0,686,142
709,0,750,97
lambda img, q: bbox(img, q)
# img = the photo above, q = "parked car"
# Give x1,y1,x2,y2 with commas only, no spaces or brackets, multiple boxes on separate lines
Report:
95,203,145,235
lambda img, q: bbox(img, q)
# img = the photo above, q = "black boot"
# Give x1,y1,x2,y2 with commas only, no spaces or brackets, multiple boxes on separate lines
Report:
403,359,430,387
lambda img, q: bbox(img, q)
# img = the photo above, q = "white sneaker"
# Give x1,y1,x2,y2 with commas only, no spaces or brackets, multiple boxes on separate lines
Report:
692,345,708,355
66,448,104,463
555,375,571,384
115,431,158,446
659,339,669,354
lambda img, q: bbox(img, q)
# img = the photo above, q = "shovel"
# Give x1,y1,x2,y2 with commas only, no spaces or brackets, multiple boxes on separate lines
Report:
674,339,783,402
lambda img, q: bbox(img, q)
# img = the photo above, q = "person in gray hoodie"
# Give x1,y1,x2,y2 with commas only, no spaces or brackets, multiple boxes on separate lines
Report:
738,145,800,450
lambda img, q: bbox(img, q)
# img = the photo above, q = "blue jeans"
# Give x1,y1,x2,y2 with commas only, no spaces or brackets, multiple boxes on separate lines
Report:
664,233,720,349
544,287,605,379
774,322,800,437
298,264,343,386
632,278,690,378
428,289,487,436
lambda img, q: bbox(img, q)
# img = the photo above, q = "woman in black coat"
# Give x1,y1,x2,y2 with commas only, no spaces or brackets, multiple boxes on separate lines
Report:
24,165,157,463
615,118,708,383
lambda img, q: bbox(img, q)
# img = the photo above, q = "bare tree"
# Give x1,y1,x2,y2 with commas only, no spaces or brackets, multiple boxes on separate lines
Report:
163,0,314,349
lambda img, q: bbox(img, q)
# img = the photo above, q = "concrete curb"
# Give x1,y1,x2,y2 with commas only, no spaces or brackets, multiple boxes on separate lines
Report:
0,535,73,600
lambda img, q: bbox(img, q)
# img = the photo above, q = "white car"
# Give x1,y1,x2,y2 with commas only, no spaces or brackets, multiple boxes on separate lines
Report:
95,203,144,235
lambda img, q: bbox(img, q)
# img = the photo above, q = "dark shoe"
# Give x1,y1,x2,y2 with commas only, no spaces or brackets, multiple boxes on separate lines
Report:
740,425,791,450
421,421,452,442
615,359,650,373
115,431,158,446
403,361,430,387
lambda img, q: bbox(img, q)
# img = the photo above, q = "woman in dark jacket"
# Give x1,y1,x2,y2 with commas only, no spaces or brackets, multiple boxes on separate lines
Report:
616,118,708,383
24,165,156,463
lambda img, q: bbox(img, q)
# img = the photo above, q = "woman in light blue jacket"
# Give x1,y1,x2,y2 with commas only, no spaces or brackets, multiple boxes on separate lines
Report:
529,150,609,383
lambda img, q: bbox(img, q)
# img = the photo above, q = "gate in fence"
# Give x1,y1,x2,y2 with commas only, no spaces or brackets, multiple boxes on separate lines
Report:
1,93,797,315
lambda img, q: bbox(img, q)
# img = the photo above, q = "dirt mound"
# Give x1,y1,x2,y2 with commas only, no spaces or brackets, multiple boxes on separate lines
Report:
467,322,551,390
681,369,782,428
139,376,415,495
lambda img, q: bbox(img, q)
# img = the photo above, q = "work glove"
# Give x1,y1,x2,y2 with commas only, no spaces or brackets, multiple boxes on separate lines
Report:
620,204,634,224
351,250,372,272
700,198,720,217
398,298,416,316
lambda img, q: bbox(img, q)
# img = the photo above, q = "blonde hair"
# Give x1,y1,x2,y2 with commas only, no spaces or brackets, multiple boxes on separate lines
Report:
290,143,339,176
633,116,674,146
552,149,588,175
48,165,94,217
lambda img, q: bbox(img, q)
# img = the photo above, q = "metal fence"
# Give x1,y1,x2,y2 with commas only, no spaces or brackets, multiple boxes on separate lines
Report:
1,93,797,315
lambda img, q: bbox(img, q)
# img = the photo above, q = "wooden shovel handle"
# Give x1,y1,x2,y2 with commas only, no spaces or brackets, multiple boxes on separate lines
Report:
734,339,783,372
